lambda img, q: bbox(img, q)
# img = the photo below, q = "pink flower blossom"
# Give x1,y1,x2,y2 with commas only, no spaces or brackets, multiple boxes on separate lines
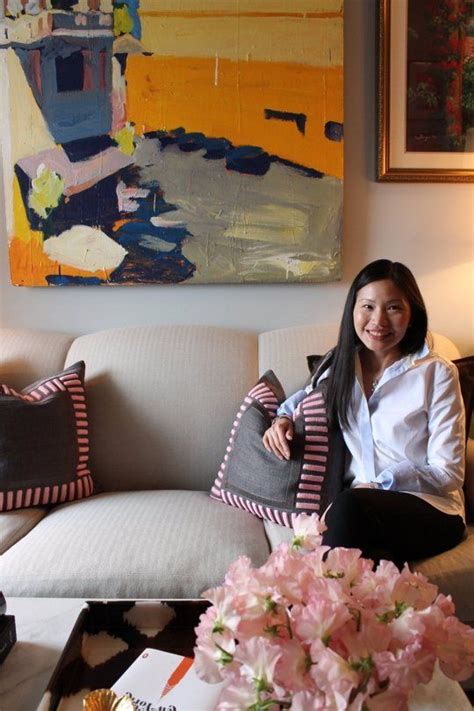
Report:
338,613,392,660
194,535,474,708
350,559,401,610
292,596,352,644
194,607,237,683
310,643,359,706
391,567,438,610
234,636,282,691
364,687,408,711
291,689,330,710
275,639,314,693
203,585,242,633
292,513,327,550
223,555,254,589
436,616,474,681
215,678,258,710
304,576,350,606
388,607,426,646
373,638,436,692
434,593,455,617
323,547,372,589
193,628,237,683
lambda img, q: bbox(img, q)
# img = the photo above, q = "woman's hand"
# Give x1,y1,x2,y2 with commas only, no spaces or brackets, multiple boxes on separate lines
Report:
263,416,294,460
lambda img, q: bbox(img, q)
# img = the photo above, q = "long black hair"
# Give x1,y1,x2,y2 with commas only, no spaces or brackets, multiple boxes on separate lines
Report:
325,259,428,428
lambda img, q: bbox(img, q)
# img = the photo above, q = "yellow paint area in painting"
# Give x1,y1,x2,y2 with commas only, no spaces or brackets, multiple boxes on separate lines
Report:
6,48,55,165
113,122,136,155
9,177,111,286
224,204,308,243
139,14,343,68
125,56,343,179
28,166,65,219
139,0,343,15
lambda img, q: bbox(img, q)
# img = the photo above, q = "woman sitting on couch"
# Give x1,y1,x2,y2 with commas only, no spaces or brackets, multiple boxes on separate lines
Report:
263,259,466,567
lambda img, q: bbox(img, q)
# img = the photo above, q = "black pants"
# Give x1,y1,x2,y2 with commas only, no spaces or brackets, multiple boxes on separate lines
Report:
322,488,465,569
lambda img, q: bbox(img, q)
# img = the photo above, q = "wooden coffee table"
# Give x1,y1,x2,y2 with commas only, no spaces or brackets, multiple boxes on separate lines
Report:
0,597,472,711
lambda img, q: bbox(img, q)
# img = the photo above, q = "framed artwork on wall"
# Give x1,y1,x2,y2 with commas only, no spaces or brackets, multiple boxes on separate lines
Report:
378,0,474,182
0,0,343,287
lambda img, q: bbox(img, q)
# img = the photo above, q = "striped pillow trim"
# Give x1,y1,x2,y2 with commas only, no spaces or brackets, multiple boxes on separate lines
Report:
0,362,94,512
293,391,329,514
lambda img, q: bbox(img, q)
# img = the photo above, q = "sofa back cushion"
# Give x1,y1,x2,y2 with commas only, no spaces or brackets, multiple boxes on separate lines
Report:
65,326,258,492
0,328,74,389
259,324,340,396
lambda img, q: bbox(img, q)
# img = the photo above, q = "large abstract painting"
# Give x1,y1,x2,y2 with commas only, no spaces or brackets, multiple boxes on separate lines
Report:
0,0,343,286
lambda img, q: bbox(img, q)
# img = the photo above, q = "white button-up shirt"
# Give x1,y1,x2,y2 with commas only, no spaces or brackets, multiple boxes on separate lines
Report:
277,344,466,519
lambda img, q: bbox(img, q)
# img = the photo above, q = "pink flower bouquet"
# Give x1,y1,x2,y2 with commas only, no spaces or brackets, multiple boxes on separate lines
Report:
194,514,474,710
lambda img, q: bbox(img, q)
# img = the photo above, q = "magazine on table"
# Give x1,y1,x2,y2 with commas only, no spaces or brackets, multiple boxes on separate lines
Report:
112,647,225,710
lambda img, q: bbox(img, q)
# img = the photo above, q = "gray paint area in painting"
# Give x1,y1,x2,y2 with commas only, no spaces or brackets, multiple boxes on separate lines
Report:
134,138,342,284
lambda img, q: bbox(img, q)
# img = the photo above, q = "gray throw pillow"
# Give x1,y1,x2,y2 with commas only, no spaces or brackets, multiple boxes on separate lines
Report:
0,361,94,511
210,370,345,527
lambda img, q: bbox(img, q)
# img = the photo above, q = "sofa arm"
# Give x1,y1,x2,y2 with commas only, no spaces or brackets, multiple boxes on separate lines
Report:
465,438,474,523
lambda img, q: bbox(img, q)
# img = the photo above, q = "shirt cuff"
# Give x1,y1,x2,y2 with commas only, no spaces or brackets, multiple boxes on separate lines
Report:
374,470,396,490
276,389,307,418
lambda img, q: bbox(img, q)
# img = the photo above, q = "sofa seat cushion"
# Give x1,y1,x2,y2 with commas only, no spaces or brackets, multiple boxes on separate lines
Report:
263,519,294,550
412,524,474,623
0,490,271,598
0,506,48,554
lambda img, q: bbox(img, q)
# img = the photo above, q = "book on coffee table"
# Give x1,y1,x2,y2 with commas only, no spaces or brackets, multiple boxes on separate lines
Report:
112,647,225,710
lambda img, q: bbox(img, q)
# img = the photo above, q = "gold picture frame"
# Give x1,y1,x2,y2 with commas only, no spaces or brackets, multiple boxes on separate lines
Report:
378,0,474,183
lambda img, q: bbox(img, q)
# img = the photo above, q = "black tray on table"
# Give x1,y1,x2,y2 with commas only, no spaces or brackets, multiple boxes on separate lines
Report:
39,599,209,711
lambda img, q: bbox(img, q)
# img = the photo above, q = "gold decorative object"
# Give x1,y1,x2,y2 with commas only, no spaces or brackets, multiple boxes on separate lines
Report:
83,689,136,711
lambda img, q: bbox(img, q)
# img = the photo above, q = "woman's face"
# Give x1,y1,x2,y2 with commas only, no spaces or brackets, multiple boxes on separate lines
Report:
353,279,412,360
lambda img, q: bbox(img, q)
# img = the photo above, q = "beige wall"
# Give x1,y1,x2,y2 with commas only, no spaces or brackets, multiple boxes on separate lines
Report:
0,0,473,354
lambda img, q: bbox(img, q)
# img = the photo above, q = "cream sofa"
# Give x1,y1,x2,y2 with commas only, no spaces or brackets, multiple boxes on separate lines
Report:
0,324,472,623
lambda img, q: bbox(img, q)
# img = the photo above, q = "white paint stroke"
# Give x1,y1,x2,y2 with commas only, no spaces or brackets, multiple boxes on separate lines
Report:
0,49,13,235
43,225,127,272
150,215,185,228
214,52,219,86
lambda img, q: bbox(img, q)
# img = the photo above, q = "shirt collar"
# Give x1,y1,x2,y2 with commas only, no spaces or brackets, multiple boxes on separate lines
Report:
314,342,430,386
356,341,431,388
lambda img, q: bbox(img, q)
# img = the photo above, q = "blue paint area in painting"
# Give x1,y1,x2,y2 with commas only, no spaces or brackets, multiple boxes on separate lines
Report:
110,220,195,284
14,35,113,144
62,135,114,163
202,137,233,159
117,0,142,39
46,275,105,285
114,220,189,247
149,130,234,160
325,121,343,142
264,109,306,135
273,157,324,179
50,0,75,10
146,127,185,147
55,51,84,92
177,132,207,152
225,146,271,175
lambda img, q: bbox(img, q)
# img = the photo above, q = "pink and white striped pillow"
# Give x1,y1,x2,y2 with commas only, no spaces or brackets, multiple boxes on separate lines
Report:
0,361,94,512
210,371,345,528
